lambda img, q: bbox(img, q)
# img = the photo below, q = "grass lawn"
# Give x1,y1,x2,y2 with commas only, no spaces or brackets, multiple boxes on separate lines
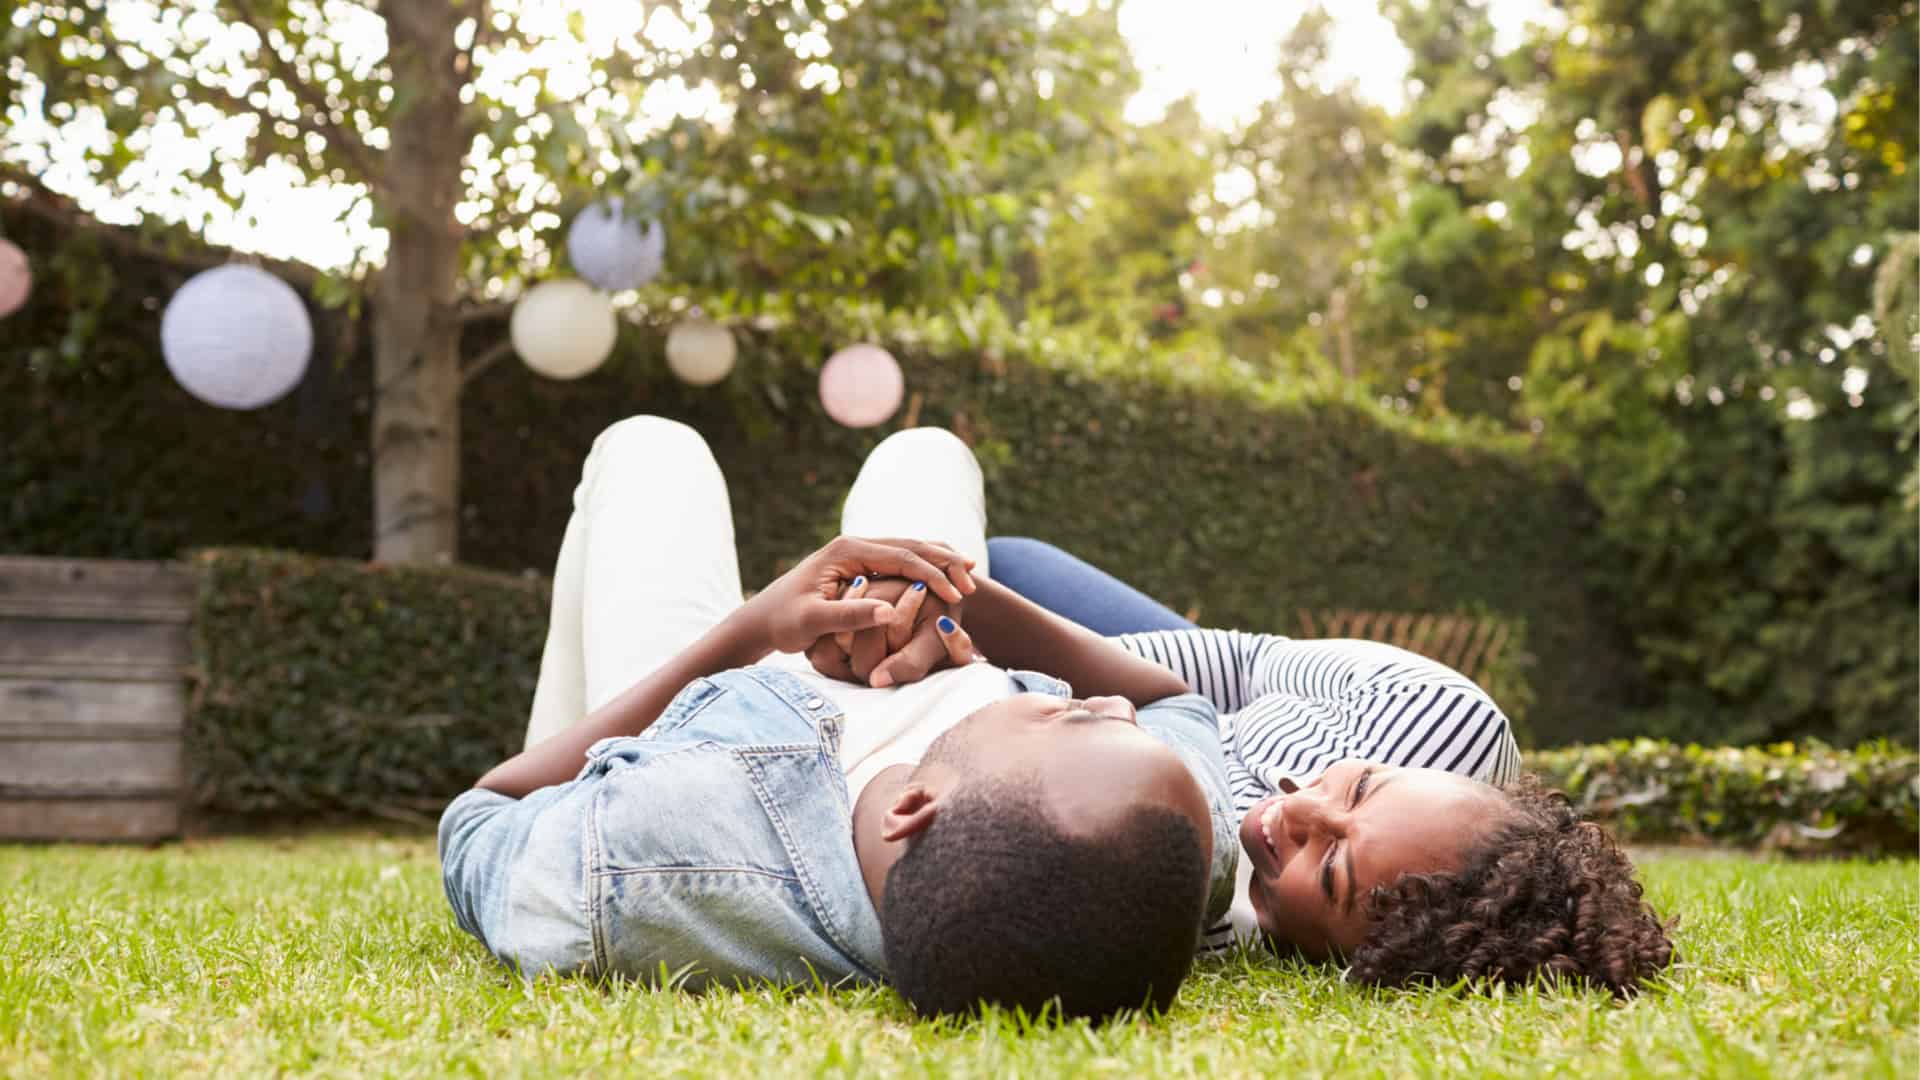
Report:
2,832,1913,1078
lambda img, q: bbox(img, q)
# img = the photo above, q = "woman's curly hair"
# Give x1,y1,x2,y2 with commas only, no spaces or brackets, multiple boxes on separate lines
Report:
1347,776,1675,997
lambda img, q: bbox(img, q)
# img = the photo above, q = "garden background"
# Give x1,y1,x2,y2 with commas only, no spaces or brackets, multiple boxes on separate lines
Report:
3,0,1916,1074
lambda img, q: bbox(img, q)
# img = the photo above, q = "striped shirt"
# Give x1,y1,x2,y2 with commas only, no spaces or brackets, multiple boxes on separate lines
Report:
1112,631,1522,949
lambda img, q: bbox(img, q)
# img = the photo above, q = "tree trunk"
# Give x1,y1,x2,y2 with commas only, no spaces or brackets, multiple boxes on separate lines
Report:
371,2,468,564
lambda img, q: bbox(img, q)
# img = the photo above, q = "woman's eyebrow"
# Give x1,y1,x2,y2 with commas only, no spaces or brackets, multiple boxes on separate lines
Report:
1343,774,1394,914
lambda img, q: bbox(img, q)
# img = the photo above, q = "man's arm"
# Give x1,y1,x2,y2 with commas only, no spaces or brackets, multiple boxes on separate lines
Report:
475,605,771,797
932,578,1190,704
476,535,979,798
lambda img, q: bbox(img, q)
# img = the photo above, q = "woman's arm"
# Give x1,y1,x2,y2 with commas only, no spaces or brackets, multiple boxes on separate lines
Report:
932,578,1189,704
475,536,978,798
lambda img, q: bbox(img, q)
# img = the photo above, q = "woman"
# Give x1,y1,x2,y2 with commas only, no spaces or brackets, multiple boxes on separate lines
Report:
815,496,1675,998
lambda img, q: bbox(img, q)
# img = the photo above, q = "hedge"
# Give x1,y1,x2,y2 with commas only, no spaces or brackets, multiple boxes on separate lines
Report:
1527,739,1919,857
187,548,547,821
3,203,1644,745
185,548,1916,855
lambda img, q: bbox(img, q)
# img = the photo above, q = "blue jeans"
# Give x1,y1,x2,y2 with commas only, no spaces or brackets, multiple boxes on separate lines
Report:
985,537,1197,636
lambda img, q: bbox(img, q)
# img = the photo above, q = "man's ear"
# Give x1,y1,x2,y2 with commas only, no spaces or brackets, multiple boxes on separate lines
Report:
880,782,942,843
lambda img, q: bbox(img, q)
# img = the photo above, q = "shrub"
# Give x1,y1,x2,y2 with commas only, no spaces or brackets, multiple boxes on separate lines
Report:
186,548,1916,856
186,548,546,822
1524,739,1919,857
3,198,1640,745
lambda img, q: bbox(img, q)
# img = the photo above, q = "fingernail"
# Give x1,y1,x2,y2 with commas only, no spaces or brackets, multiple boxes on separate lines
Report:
912,581,926,592
871,671,894,688
937,616,956,633
852,576,866,589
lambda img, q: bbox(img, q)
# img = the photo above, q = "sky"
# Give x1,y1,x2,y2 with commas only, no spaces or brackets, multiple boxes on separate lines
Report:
1118,0,1557,126
7,0,1560,269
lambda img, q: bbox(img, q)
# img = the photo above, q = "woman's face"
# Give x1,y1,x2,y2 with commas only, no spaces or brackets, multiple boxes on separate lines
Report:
1239,760,1508,959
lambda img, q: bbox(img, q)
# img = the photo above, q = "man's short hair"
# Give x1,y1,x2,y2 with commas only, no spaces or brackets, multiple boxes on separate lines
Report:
880,782,1208,1021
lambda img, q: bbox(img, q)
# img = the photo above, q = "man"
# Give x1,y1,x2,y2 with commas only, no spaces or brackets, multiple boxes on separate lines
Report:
439,418,1238,1020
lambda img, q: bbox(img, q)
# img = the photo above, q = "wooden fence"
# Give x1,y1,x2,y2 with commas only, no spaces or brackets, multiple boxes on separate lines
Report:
0,557,193,841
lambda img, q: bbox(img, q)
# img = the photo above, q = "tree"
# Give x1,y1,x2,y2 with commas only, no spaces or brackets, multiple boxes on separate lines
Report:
3,0,1125,562
1376,0,1918,742
1187,9,1400,383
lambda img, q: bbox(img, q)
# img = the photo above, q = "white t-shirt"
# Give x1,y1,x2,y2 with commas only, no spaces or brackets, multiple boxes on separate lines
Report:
764,652,1022,802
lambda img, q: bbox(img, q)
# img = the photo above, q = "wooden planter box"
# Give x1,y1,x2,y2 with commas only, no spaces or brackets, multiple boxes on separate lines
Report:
0,557,194,841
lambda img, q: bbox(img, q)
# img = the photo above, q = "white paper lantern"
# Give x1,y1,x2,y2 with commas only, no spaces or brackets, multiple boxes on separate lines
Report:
567,197,666,292
819,343,905,428
664,317,736,386
0,239,30,319
511,279,617,380
160,264,312,410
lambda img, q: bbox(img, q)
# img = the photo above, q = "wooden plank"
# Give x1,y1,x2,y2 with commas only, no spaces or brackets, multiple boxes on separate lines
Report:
0,618,191,670
0,678,184,736
0,738,183,793
0,557,196,622
0,798,180,842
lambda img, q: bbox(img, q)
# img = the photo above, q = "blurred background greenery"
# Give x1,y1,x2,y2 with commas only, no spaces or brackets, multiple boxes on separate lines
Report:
3,0,1913,753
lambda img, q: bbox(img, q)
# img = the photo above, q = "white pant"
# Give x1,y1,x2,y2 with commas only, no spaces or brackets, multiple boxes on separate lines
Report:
524,417,990,748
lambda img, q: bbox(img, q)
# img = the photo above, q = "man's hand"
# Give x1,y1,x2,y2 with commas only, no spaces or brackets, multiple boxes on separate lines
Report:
807,576,986,687
741,536,977,656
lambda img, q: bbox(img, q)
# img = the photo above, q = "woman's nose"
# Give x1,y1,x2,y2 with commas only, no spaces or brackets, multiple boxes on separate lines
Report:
1281,788,1344,843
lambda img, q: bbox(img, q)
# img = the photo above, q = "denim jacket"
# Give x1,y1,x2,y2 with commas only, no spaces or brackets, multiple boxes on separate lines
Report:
439,664,1237,989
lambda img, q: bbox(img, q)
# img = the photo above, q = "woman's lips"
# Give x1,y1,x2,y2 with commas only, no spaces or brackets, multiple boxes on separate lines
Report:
1240,793,1286,873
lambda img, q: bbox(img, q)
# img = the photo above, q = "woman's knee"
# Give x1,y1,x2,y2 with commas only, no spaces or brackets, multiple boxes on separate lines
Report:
985,537,1059,582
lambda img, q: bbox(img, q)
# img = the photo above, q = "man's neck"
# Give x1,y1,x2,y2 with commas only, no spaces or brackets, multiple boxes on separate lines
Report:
851,763,916,911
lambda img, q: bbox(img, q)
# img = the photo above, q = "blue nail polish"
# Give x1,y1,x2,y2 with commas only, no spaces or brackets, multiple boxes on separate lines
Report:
852,576,866,588
937,616,956,633
912,581,927,592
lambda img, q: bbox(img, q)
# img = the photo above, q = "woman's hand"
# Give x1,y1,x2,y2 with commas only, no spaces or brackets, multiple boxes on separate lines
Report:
807,576,986,687
741,536,977,656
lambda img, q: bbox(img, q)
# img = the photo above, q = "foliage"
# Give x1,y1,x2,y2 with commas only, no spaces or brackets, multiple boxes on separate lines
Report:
1373,0,1920,745
1525,738,1919,857
186,547,548,821
2,0,1138,560
1,0,1125,317
3,837,1915,1076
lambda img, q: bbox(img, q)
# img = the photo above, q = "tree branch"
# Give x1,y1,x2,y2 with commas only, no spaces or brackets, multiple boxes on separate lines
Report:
0,164,320,290
226,0,387,193
458,300,514,325
460,338,515,387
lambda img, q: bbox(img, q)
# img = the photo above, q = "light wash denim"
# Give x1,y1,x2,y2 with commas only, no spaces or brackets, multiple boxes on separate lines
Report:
440,664,1237,989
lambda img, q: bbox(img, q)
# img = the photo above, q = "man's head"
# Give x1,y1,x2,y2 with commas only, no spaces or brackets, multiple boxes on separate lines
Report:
1240,761,1674,996
877,693,1214,1020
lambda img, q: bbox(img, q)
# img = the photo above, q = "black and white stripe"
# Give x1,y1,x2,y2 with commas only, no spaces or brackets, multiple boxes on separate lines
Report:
1113,632,1523,812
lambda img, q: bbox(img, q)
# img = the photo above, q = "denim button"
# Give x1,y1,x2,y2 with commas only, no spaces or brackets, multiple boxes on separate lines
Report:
806,697,826,710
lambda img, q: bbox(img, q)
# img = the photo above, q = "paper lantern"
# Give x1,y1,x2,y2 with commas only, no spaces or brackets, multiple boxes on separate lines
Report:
511,279,617,380
567,197,665,292
0,239,30,319
664,317,736,386
819,343,904,428
160,264,312,410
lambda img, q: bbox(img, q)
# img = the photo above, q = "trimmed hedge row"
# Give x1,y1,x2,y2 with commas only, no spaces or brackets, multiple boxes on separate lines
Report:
1527,739,1919,856
4,196,1640,744
186,548,1916,855
187,548,547,821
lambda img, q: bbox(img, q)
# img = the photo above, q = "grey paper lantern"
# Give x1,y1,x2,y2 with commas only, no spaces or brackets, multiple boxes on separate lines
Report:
161,264,312,410
664,317,736,386
567,197,665,292
511,279,617,380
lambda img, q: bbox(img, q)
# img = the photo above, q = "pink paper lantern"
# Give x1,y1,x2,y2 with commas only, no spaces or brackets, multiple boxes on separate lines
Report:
819,343,904,428
0,239,30,319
